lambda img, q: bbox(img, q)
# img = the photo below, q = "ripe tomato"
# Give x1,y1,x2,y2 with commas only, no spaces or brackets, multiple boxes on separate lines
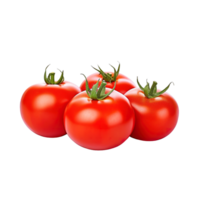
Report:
20,66,81,137
79,71,137,94
64,76,135,150
124,78,179,141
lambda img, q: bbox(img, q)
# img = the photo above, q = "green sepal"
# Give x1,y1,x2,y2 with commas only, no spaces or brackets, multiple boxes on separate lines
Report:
92,63,120,82
53,68,64,84
90,79,100,99
137,77,174,99
98,81,116,100
44,65,65,85
81,74,116,100
97,81,107,98
81,73,91,97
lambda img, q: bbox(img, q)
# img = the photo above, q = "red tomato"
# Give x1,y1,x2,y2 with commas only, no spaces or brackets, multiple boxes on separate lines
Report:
20,67,81,137
124,79,179,141
79,71,138,94
64,88,135,150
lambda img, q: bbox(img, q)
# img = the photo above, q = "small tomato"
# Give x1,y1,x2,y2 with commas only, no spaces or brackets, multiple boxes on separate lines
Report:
125,78,179,141
20,65,81,137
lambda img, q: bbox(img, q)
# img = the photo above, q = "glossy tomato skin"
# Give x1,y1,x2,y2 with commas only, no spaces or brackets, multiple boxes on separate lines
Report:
64,89,135,150
124,88,179,141
80,72,136,94
20,81,81,138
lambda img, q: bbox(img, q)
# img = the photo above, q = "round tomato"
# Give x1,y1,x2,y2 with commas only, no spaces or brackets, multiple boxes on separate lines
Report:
124,78,179,141
20,66,81,137
79,71,137,94
64,76,135,150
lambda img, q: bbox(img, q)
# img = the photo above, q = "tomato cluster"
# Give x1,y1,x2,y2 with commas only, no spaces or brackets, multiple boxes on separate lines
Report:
20,64,179,150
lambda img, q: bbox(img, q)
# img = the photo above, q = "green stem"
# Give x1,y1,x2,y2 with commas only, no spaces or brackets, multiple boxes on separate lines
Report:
44,65,64,85
48,73,56,84
149,81,157,96
143,84,150,97
91,63,120,82
98,82,116,100
97,81,107,98
137,77,174,99
95,63,112,82
81,74,116,100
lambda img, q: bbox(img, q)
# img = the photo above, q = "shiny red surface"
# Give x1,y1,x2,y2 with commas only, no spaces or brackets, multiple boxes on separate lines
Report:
20,81,81,137
64,89,135,150
125,88,179,141
80,72,136,94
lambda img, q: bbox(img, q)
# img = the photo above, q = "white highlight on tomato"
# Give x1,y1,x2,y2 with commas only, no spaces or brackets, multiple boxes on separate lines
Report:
34,94,56,109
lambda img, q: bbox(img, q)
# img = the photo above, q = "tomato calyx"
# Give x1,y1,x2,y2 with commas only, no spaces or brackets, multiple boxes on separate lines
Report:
44,65,64,85
81,74,116,100
91,63,120,83
137,77,174,98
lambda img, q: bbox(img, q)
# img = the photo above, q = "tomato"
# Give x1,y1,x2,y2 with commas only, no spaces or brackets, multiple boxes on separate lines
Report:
64,76,135,150
80,64,136,94
20,66,81,137
124,78,179,141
